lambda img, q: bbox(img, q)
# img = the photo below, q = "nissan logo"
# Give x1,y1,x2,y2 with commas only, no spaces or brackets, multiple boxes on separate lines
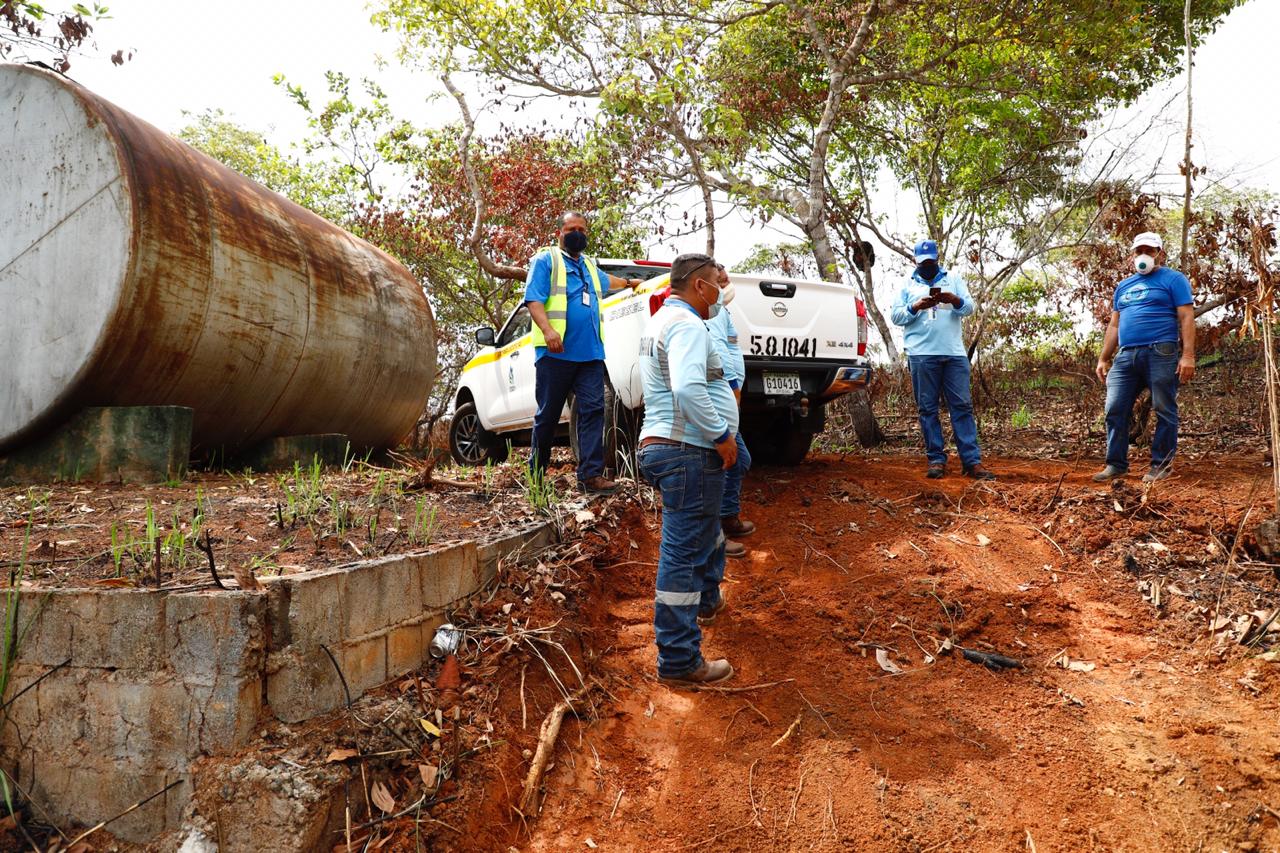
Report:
772,301,788,318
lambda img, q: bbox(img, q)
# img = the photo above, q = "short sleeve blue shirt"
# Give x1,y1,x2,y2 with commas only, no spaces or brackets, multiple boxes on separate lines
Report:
1113,266,1193,348
522,249,606,363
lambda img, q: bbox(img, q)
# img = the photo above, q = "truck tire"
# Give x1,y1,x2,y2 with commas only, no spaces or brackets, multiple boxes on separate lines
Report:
847,388,885,448
774,428,815,466
449,402,509,466
570,379,641,479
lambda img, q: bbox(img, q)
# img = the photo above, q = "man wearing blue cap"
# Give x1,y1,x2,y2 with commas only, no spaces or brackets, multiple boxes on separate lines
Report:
891,240,995,480
1093,231,1195,483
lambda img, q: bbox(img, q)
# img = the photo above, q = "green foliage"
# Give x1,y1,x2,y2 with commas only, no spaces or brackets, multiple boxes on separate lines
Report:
518,464,558,514
177,109,351,221
407,497,438,547
1011,404,1033,429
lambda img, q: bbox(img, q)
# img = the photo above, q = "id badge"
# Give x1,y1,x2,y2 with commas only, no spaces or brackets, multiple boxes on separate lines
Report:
582,290,591,306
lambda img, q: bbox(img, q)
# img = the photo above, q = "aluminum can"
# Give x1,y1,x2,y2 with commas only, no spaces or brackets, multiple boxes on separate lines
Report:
429,623,463,659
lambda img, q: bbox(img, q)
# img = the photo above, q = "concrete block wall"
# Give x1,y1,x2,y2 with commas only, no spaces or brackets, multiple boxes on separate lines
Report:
0,522,556,842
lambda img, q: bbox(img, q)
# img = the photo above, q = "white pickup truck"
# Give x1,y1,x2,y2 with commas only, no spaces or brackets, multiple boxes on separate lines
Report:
449,258,871,468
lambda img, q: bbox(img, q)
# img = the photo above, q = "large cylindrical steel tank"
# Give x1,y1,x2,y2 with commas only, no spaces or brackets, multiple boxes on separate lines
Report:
0,64,437,452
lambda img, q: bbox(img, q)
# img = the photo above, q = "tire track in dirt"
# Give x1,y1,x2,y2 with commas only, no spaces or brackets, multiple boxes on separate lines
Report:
519,456,1280,852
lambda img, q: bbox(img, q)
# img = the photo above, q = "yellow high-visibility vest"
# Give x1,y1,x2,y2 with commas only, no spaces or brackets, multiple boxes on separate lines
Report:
530,246,606,348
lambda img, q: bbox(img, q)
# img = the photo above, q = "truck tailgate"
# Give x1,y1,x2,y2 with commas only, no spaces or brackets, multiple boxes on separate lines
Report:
726,274,863,360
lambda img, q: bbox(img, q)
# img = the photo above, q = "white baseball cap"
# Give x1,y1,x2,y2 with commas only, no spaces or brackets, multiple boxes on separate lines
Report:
1131,231,1163,250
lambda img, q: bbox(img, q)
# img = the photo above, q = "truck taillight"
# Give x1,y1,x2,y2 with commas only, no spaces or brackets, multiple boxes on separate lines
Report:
856,297,867,357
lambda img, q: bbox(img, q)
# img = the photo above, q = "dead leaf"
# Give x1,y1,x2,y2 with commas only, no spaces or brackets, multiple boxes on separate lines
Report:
419,763,439,789
1113,500,1124,513
92,577,135,588
574,509,596,525
420,719,442,738
325,748,358,763
875,648,905,675
976,533,992,547
1051,651,1096,673
585,840,598,849
371,781,396,813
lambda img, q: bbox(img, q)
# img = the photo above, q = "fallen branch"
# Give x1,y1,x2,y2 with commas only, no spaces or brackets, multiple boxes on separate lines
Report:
519,686,590,818
0,657,71,713
196,529,225,590
960,648,1023,671
771,710,804,748
66,779,183,846
655,677,796,694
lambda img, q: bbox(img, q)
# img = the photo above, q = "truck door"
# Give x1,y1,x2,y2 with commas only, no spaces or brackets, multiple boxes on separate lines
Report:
490,306,538,428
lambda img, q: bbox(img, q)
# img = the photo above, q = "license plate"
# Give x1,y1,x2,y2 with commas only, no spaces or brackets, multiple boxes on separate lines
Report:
763,373,802,395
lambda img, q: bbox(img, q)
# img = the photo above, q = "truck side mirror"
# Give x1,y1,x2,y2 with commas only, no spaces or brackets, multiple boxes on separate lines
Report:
475,327,496,347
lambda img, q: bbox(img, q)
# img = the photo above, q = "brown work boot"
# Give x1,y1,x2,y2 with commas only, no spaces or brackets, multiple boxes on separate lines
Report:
963,463,997,481
725,538,746,559
721,514,756,538
659,658,734,688
697,596,728,626
579,475,618,494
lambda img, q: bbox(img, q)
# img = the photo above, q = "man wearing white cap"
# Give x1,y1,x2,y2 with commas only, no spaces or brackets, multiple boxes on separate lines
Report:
1093,232,1196,482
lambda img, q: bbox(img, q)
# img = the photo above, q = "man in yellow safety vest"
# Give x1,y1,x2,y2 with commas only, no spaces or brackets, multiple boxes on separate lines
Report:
524,211,639,493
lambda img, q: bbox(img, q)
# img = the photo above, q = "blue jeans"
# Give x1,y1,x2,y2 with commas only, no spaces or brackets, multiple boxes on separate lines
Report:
1104,342,1180,472
531,357,604,483
638,443,727,678
908,355,982,468
719,433,751,518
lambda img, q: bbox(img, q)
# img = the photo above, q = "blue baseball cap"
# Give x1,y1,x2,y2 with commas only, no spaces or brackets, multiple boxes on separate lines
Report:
913,240,939,262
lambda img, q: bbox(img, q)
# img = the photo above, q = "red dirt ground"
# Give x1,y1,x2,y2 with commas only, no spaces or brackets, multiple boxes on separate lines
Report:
512,454,1280,852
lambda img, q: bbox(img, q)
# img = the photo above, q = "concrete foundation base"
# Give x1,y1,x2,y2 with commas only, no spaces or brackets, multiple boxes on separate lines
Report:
238,433,352,472
0,406,193,485
0,522,558,844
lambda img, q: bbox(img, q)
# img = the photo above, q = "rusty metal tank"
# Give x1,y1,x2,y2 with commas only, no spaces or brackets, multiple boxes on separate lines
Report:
0,63,437,452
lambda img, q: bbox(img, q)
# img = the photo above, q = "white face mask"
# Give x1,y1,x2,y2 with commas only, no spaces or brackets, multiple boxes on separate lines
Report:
720,282,736,306
1134,253,1157,274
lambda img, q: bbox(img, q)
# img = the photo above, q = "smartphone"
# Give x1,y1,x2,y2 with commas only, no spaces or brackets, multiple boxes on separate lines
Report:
929,286,942,297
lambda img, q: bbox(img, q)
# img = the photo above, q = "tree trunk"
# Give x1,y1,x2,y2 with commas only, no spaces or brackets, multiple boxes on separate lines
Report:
806,219,885,447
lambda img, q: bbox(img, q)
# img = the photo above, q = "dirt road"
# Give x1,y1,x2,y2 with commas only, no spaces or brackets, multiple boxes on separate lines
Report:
517,455,1280,852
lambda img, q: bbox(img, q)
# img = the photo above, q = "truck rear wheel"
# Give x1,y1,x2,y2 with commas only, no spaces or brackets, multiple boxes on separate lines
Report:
449,402,509,466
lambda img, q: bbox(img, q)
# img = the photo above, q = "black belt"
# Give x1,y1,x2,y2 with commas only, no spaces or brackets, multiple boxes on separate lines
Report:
639,437,715,453
1119,341,1178,352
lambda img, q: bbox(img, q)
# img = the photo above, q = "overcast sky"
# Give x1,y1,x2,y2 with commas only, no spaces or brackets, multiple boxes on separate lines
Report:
58,0,1280,307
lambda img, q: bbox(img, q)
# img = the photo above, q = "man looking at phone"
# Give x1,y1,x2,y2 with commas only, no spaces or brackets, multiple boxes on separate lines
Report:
890,239,995,480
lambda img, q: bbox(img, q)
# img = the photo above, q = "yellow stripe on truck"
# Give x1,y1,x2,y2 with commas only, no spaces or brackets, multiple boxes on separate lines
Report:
462,275,670,374
462,334,532,373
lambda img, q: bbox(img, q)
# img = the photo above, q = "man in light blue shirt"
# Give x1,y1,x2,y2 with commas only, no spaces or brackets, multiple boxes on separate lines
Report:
637,253,737,688
890,239,995,480
708,263,754,558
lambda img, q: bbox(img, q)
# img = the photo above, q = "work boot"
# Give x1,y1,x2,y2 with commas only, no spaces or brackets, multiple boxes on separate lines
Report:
725,538,746,559
697,597,728,626
1092,465,1126,482
580,476,618,494
926,464,946,479
721,514,756,538
659,658,734,688
1142,465,1172,483
963,463,997,481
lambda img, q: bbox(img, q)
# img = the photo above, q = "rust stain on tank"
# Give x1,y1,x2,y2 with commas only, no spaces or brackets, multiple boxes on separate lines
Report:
1,65,437,452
